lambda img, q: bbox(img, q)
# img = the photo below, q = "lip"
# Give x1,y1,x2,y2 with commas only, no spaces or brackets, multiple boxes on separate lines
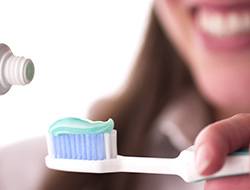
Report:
187,0,250,52
195,29,250,52
185,0,250,8
187,0,250,17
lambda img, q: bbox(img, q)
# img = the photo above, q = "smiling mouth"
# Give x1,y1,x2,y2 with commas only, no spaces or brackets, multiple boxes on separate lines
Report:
194,6,250,37
189,2,250,50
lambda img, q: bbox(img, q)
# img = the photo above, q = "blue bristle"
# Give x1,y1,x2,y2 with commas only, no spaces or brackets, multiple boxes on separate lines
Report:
51,133,106,160
75,134,81,159
54,136,59,158
80,134,87,159
54,135,60,158
97,134,105,160
91,134,97,160
60,135,67,158
85,134,91,160
53,135,59,158
69,135,76,159
58,135,63,158
64,135,71,158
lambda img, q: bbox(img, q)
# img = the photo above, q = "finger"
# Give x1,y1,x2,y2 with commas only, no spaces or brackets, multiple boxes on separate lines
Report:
194,113,250,175
205,175,250,190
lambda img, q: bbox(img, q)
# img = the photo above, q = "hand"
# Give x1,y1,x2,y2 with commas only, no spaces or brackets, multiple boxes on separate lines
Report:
194,113,250,190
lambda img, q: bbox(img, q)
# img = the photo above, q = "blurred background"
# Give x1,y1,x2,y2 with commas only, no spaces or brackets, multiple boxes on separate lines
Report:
0,0,152,146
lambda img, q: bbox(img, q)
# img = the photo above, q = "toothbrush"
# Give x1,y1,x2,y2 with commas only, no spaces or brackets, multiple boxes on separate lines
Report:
45,118,250,183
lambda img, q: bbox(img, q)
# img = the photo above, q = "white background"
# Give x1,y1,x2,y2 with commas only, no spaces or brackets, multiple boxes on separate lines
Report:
0,0,152,146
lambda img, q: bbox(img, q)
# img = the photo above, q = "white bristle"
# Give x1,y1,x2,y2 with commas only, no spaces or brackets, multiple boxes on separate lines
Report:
104,130,117,159
104,133,112,159
46,134,54,157
111,130,117,158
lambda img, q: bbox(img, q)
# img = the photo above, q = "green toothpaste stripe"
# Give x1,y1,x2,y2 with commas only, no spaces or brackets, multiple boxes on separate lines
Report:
49,117,114,136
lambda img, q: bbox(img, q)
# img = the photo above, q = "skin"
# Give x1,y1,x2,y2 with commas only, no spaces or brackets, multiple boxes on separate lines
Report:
154,0,250,189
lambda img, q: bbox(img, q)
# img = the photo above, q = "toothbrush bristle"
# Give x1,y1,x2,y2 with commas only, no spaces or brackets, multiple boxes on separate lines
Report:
47,130,117,160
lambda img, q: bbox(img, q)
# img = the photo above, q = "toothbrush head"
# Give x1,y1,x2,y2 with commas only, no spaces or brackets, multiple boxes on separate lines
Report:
45,118,118,173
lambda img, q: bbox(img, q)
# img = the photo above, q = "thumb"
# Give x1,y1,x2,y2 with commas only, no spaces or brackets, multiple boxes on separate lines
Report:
194,113,250,175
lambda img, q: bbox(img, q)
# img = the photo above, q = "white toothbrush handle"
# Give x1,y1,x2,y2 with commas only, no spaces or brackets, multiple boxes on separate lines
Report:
120,149,250,182
180,148,250,182
45,155,182,176
118,156,181,175
45,150,250,183
209,152,249,179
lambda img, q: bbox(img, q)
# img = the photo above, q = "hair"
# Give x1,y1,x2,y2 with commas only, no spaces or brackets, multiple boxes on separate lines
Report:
86,8,195,190
89,9,193,155
40,8,195,190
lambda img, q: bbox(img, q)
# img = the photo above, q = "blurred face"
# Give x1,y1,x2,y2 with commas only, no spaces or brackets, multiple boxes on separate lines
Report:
154,0,250,117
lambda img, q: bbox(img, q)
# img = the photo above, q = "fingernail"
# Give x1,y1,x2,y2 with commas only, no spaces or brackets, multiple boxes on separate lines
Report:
195,145,211,174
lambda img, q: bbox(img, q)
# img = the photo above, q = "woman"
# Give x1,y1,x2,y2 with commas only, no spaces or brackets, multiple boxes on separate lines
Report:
26,0,250,189
154,1,250,189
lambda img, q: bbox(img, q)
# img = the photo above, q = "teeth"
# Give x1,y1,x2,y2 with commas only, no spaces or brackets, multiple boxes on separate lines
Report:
198,10,250,37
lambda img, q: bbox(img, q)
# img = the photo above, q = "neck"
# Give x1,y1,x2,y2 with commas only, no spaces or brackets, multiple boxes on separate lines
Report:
214,105,250,120
215,109,234,120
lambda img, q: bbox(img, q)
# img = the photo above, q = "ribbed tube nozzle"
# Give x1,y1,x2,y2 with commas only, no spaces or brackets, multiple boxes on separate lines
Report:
4,55,35,85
